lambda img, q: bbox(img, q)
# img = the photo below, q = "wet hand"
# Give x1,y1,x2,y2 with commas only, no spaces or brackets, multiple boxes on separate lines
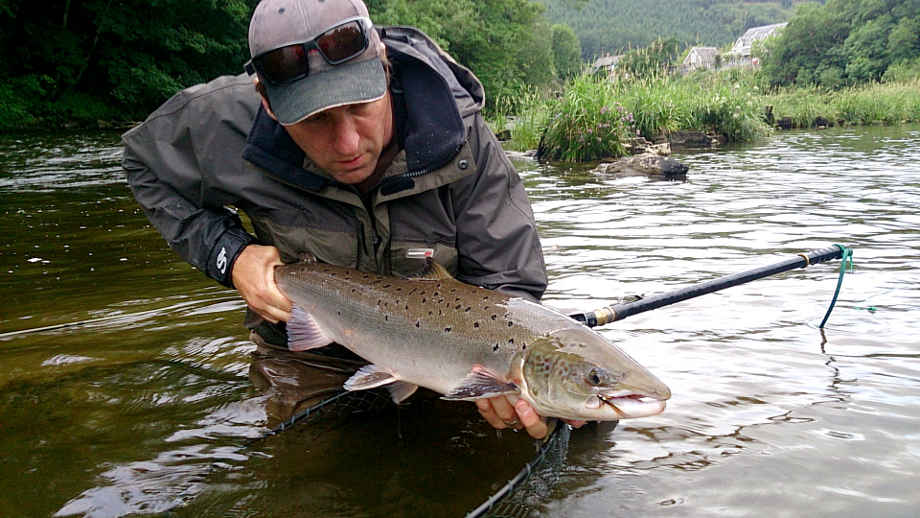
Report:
231,244,293,323
475,396,587,440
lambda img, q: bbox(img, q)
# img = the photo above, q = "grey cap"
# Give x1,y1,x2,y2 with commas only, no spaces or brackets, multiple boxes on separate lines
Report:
248,0,386,125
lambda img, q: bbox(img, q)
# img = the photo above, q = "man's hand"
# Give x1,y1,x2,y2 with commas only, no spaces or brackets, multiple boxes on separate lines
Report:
475,396,586,440
231,244,292,323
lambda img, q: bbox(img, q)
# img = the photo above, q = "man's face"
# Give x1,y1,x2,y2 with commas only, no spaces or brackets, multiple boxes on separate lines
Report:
282,92,393,185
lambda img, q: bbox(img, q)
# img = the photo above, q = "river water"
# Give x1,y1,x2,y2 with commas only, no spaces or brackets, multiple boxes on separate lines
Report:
1,125,918,517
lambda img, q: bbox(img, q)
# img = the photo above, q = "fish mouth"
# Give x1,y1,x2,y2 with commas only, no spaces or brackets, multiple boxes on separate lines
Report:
597,393,667,418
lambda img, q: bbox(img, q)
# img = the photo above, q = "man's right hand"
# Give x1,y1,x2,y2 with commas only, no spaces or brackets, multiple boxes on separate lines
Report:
231,244,293,323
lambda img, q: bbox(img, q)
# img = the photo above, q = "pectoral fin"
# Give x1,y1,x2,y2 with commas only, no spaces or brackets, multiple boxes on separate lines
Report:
442,365,518,401
286,305,334,351
344,364,419,404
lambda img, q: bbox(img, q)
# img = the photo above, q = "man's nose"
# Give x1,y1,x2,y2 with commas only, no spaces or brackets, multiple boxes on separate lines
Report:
331,114,360,156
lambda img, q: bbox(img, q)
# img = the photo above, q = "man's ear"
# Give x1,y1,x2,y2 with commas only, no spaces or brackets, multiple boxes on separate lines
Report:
253,77,279,122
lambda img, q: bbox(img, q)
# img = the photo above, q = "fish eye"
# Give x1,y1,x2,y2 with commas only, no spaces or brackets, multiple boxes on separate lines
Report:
586,368,603,386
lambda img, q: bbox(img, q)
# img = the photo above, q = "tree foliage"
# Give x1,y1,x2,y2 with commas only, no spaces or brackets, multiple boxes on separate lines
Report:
759,0,920,88
537,0,810,59
552,24,583,79
370,0,562,105
1,0,581,129
0,0,255,129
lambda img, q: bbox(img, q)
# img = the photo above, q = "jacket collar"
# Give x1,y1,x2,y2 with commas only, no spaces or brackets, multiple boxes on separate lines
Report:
242,106,328,192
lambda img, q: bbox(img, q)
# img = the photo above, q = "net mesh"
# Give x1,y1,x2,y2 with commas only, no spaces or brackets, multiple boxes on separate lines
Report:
248,391,573,516
467,421,571,518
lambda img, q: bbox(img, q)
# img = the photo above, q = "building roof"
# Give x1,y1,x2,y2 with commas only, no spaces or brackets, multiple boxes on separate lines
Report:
683,46,719,65
592,54,622,70
730,22,788,56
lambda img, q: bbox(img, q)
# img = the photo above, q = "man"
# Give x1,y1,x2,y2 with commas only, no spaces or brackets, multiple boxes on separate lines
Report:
123,0,571,438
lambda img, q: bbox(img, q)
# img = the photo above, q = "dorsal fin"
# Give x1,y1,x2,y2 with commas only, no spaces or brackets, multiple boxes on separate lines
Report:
409,258,455,282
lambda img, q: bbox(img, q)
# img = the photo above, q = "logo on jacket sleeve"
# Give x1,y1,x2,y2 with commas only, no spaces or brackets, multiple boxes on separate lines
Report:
217,247,228,275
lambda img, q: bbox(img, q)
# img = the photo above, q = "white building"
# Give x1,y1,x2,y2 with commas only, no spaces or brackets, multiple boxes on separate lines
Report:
682,46,720,72
591,53,623,76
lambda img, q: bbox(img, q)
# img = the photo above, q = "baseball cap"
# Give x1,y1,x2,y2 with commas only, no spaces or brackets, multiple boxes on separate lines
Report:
247,0,387,125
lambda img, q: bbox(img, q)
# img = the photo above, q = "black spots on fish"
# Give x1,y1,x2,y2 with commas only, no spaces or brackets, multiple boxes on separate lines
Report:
428,311,434,316
385,314,389,322
444,326,452,333
415,319,421,328
404,304,410,311
492,343,500,352
454,303,462,310
522,343,527,350
507,321,513,328
482,295,490,302
450,287,457,293
337,310,342,317
473,321,480,328
508,338,514,345
490,314,498,321
383,283,392,289
422,297,427,303
464,306,471,312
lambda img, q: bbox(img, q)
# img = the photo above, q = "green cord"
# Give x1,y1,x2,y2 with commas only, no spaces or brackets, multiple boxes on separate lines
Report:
818,244,854,328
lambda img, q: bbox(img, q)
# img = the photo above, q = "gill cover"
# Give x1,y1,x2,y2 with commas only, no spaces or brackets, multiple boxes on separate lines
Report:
520,327,670,420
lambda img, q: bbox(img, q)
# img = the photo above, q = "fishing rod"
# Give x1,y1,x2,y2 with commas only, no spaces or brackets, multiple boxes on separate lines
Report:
570,245,850,328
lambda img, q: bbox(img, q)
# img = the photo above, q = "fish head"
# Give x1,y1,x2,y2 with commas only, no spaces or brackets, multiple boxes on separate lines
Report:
517,327,671,421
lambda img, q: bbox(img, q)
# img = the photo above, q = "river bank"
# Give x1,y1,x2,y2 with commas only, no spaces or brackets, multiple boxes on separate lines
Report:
492,70,920,160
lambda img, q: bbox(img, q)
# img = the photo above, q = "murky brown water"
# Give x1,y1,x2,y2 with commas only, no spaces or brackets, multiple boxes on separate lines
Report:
1,125,918,517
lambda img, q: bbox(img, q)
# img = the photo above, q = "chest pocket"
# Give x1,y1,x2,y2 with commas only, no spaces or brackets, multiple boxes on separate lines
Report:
388,242,459,278
246,206,360,267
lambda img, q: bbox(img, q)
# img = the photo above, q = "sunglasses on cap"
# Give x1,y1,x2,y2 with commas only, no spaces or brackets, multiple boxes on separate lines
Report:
245,16,372,86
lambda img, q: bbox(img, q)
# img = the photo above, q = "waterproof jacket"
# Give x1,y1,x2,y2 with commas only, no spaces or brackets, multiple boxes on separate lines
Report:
122,26,547,338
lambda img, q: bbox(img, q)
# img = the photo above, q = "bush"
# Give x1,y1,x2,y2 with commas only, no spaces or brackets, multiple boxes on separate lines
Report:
538,74,639,161
882,58,920,83
0,75,49,131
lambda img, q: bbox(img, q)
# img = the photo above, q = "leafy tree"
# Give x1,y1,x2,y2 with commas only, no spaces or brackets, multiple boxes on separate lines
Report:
552,24,583,79
887,16,920,63
760,0,920,88
538,0,803,59
1,0,255,128
370,0,556,107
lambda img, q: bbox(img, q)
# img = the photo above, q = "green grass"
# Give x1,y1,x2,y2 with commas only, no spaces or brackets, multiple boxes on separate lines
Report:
764,78,920,127
492,69,920,162
497,70,770,160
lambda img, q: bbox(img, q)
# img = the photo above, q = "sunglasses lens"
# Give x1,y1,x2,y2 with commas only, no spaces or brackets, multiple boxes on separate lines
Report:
253,19,369,85
316,21,367,63
258,45,309,84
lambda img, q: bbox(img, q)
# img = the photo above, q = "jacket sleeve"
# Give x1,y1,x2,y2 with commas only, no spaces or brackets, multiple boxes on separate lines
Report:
452,113,548,302
121,75,260,287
